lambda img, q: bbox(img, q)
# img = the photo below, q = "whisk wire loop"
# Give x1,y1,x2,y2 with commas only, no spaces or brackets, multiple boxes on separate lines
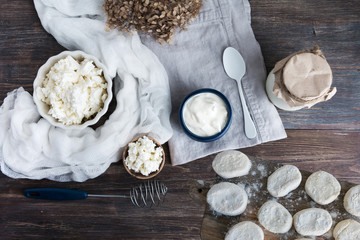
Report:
149,181,156,205
129,180,167,207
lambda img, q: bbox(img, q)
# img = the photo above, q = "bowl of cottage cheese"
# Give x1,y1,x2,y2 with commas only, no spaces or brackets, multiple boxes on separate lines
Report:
123,136,165,179
33,50,113,130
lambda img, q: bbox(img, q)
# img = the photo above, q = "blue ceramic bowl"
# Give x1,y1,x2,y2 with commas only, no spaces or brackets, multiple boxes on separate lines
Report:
179,88,232,142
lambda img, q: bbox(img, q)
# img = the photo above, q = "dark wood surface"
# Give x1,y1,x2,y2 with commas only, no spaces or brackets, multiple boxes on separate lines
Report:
191,156,360,240
0,0,359,239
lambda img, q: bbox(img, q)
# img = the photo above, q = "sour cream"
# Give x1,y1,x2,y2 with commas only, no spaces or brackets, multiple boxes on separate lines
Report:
183,92,228,137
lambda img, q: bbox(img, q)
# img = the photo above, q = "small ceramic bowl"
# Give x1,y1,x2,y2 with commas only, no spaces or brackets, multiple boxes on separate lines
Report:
179,88,232,142
33,50,113,130
122,136,165,180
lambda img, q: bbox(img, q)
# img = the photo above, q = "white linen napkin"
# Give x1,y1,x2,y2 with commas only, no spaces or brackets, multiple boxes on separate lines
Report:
0,0,172,182
140,0,287,165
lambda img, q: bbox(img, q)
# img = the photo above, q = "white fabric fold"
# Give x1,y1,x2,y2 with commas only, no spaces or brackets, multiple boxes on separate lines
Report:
0,0,172,182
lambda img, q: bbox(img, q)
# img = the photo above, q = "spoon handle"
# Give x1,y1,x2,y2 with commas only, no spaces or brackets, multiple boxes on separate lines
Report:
236,80,257,139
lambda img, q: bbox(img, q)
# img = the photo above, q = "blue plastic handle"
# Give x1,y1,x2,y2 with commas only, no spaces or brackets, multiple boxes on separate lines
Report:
24,188,88,200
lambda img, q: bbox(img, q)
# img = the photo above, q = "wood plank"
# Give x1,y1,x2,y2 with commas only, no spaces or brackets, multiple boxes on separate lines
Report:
0,130,358,239
0,170,205,240
0,0,359,239
0,0,359,129
0,0,65,102
250,0,360,68
190,156,360,240
241,130,360,184
250,0,360,129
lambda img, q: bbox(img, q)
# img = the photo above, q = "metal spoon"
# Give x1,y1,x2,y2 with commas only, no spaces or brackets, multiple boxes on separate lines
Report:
223,47,257,139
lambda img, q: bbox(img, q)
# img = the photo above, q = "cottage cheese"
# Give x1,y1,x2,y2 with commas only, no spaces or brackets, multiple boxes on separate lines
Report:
125,136,163,176
37,55,108,125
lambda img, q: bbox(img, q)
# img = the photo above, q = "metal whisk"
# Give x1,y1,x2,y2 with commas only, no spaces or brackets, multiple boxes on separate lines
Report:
129,180,168,207
24,180,168,207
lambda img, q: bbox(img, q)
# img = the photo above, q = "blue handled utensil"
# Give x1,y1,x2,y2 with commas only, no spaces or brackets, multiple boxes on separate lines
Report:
24,188,89,200
24,180,167,207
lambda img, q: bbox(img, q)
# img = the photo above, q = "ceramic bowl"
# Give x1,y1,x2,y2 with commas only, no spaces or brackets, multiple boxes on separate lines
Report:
179,88,232,142
33,50,113,130
122,136,165,180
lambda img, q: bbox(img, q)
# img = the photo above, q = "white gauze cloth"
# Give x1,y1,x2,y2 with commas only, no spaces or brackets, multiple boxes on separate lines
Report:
0,0,173,182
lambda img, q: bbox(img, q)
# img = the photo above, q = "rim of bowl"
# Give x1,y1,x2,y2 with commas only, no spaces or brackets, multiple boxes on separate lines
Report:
33,50,113,130
122,136,165,180
179,88,232,142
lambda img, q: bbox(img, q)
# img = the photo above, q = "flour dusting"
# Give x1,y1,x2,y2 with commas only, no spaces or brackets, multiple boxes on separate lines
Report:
197,179,204,186
257,164,267,178
330,211,338,219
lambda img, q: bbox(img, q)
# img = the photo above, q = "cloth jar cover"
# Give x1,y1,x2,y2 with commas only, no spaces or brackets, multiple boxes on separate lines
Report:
273,46,337,108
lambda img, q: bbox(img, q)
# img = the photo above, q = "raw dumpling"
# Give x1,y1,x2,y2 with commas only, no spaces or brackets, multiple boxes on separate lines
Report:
305,170,341,205
212,150,251,179
257,200,292,233
344,185,360,217
293,208,332,236
225,221,264,240
333,219,360,240
206,182,248,216
267,165,302,197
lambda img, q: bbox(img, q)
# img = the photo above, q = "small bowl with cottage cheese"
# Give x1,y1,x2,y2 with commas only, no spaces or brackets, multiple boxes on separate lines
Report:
33,50,113,130
179,88,232,142
123,136,165,179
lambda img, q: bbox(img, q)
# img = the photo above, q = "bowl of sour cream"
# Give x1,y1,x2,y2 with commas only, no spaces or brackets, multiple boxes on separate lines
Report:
179,88,232,142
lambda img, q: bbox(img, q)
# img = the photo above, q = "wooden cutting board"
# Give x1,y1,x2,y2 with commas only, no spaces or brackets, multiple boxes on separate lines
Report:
189,156,360,240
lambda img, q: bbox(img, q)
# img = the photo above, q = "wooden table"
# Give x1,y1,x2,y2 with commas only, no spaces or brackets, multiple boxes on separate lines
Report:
0,0,359,239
